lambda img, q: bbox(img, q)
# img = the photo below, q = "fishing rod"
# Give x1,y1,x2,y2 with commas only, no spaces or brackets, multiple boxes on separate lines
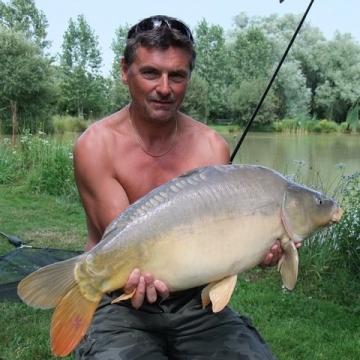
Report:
230,0,315,163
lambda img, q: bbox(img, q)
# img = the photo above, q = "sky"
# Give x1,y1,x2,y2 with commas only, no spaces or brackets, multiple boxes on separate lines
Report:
34,0,360,76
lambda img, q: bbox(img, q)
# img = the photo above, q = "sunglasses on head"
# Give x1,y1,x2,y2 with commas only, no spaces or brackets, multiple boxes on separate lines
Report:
127,16,194,42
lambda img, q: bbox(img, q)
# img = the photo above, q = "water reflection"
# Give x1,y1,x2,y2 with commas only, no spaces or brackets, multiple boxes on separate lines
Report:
222,132,359,194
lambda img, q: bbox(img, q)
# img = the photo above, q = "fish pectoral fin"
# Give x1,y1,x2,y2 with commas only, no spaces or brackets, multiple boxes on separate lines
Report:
204,275,238,313
111,289,136,304
278,240,299,290
51,285,101,357
201,282,216,309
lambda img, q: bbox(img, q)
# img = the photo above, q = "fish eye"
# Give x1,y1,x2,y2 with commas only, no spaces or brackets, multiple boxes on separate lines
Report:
315,196,323,205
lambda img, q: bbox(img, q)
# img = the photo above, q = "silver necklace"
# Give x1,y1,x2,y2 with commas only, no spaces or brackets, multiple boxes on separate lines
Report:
128,109,178,158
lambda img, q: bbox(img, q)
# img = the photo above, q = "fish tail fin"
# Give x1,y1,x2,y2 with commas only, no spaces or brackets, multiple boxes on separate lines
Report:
18,256,102,357
51,285,100,357
278,240,299,290
18,257,82,309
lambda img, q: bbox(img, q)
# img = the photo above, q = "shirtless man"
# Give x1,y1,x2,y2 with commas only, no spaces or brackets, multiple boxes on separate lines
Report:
74,15,281,359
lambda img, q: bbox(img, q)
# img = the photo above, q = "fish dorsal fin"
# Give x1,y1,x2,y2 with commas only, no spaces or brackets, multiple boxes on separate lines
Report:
277,239,299,290
201,275,238,313
51,285,100,357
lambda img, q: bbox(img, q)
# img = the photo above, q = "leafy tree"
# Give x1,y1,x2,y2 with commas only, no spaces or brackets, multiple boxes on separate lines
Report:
180,72,209,121
194,19,230,121
106,79,130,114
229,13,360,125
105,24,131,113
229,77,277,126
227,24,278,124
0,0,50,49
231,26,276,82
287,21,327,114
0,25,54,135
58,14,105,118
110,24,130,79
314,32,360,122
275,60,311,119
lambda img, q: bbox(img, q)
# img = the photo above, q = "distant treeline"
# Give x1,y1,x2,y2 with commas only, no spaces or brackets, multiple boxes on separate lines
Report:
1,0,360,134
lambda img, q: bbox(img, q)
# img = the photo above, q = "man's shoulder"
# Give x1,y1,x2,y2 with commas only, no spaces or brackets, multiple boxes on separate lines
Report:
75,111,125,148
180,113,216,134
186,117,227,144
178,113,230,163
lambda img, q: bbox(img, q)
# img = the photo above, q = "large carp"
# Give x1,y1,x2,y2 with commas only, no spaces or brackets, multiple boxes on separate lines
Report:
18,164,343,357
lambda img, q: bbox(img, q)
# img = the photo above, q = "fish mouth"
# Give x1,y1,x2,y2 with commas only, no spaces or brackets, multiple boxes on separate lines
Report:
331,207,344,224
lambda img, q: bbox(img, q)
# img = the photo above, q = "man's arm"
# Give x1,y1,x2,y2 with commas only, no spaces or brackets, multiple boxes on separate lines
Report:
73,129,169,307
73,131,130,250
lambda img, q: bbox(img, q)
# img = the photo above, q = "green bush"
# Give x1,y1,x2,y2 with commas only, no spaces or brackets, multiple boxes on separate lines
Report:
302,118,318,132
281,118,299,132
339,122,350,133
319,119,339,133
272,121,283,132
335,171,360,275
0,138,18,183
273,118,339,133
0,132,79,201
52,115,89,134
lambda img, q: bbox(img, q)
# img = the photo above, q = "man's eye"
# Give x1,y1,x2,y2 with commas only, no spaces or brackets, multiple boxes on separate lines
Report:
171,73,186,82
142,70,157,78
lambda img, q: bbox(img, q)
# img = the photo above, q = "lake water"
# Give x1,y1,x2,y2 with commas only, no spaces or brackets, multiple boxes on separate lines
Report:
2,132,359,195
221,132,359,195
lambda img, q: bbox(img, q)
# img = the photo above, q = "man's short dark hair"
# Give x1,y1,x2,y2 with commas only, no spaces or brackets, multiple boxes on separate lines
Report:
124,15,196,72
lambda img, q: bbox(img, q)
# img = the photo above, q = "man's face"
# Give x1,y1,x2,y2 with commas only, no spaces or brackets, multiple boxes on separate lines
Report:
122,46,191,122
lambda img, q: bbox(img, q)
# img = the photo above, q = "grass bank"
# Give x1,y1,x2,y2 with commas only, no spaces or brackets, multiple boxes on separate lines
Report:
1,184,360,359
0,134,359,359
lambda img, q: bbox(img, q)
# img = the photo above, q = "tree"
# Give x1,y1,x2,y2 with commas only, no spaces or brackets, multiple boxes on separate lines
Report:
229,12,329,121
0,25,54,135
275,60,311,119
180,72,209,121
106,79,130,114
314,32,360,122
105,24,131,113
229,77,277,126
110,24,130,79
58,14,105,118
231,26,276,82
194,19,230,122
0,0,50,49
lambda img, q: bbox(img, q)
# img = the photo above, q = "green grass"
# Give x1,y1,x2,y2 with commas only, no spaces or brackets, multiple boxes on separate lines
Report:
231,270,360,360
1,185,359,359
0,186,87,359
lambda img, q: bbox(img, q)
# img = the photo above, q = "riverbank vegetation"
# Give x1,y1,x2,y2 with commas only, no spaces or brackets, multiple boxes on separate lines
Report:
1,0,360,135
0,134,359,359
1,2,359,358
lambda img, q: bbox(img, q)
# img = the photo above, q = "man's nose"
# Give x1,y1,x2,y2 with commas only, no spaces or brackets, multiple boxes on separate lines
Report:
156,75,171,96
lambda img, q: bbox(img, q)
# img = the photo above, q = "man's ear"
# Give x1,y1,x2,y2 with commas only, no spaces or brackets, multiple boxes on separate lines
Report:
121,58,129,85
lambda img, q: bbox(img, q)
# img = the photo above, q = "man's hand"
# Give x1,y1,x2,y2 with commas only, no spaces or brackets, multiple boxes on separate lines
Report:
259,240,302,268
123,269,170,308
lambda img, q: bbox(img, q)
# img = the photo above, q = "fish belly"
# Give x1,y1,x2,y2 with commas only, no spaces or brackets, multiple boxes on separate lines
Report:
134,212,284,292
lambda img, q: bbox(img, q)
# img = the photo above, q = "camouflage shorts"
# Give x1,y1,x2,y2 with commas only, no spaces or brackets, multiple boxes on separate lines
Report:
75,287,276,360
